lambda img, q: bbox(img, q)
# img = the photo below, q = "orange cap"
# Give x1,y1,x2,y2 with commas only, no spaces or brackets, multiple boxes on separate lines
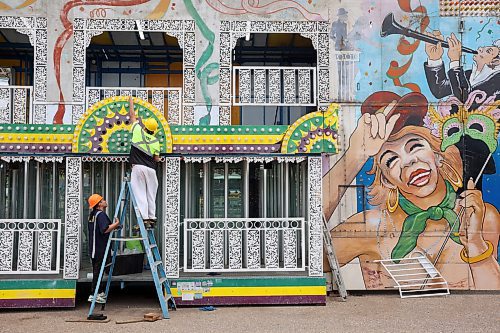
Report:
88,194,103,209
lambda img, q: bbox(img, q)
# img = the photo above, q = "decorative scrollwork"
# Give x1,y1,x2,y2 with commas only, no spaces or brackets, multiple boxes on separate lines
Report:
308,156,323,276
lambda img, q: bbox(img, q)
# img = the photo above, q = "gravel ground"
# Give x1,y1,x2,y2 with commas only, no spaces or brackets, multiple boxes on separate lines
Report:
1,291,499,333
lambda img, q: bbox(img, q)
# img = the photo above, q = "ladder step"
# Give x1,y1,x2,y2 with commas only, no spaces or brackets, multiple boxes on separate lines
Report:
396,281,448,288
110,237,145,241
153,260,163,267
400,287,449,294
386,267,429,272
149,244,157,249
401,292,450,298
165,294,172,301
159,277,168,285
395,277,444,283
392,272,430,277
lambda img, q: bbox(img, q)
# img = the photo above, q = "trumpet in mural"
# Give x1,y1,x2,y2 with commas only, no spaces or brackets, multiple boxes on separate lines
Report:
381,13,478,54
323,91,500,290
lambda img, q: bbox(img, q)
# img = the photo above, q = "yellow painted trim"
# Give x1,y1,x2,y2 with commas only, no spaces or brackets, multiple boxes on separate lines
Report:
0,134,73,144
0,289,76,300
173,135,283,144
171,286,326,297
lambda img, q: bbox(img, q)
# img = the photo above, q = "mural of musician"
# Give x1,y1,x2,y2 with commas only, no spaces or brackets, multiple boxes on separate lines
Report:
424,33,500,103
323,91,500,289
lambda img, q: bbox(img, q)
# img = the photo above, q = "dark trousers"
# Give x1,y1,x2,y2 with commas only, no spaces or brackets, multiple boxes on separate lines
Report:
90,257,104,295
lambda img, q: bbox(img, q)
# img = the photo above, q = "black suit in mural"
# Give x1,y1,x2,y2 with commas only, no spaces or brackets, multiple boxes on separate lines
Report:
424,62,500,106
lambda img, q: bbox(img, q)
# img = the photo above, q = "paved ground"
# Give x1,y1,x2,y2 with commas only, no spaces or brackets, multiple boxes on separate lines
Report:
1,288,499,333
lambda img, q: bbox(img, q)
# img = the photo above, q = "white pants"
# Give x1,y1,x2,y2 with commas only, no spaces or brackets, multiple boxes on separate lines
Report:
131,164,158,220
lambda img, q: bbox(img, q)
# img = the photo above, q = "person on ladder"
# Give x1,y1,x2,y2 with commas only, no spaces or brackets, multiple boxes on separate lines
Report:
128,96,161,228
87,194,120,304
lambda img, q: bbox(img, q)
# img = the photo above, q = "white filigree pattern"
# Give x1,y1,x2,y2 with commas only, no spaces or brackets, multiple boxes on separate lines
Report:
33,104,46,124
0,88,11,123
220,21,328,111
37,230,52,271
73,19,194,125
164,236,178,276
64,237,79,279
308,156,323,276
298,69,311,104
183,105,195,125
238,69,251,104
254,69,266,104
72,67,85,103
268,69,281,104
219,68,231,103
0,219,60,274
1,16,48,118
210,230,224,269
119,89,132,97
317,33,329,67
318,68,329,104
184,32,196,67
283,69,296,104
17,231,33,271
104,88,117,99
35,28,47,65
246,230,260,269
0,230,13,271
87,89,100,109
265,229,279,268
164,157,180,277
219,106,231,125
219,32,231,67
13,88,27,123
191,230,206,269
72,105,84,125
137,89,148,102
228,230,242,269
283,229,297,268
167,89,181,125
34,66,47,102
64,157,81,279
152,89,165,114
184,218,305,272
184,69,196,103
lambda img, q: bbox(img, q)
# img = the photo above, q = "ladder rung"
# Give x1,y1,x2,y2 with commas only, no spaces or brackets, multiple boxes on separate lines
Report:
383,262,425,267
165,294,172,301
396,281,447,288
150,244,157,249
159,277,168,285
400,287,449,294
392,272,430,277
154,260,163,267
395,277,444,283
386,267,429,272
110,237,145,241
401,292,450,298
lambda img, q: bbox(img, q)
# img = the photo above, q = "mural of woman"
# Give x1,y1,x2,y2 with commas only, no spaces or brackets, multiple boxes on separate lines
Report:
323,91,500,290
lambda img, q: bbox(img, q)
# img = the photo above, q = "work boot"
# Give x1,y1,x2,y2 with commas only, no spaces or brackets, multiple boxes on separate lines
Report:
144,219,154,229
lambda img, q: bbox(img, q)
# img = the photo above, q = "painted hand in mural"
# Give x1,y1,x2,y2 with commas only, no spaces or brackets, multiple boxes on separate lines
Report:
425,31,444,61
458,178,487,255
349,101,400,157
447,33,462,62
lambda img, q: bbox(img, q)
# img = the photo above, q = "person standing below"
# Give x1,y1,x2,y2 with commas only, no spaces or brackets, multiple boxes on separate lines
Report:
87,194,120,304
128,96,161,228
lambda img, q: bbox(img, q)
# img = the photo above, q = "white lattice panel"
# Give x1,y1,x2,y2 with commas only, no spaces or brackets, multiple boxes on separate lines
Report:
184,218,305,272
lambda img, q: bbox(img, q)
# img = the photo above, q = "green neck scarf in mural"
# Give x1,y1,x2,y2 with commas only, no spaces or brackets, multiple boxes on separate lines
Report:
391,180,462,261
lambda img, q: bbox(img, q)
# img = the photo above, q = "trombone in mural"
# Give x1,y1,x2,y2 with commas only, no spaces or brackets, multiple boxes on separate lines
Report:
323,91,500,290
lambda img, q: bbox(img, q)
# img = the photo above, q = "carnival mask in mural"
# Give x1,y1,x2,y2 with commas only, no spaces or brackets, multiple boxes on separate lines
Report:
426,91,500,153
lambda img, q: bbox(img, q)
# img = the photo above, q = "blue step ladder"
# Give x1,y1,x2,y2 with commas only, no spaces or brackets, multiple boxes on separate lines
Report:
88,178,176,319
